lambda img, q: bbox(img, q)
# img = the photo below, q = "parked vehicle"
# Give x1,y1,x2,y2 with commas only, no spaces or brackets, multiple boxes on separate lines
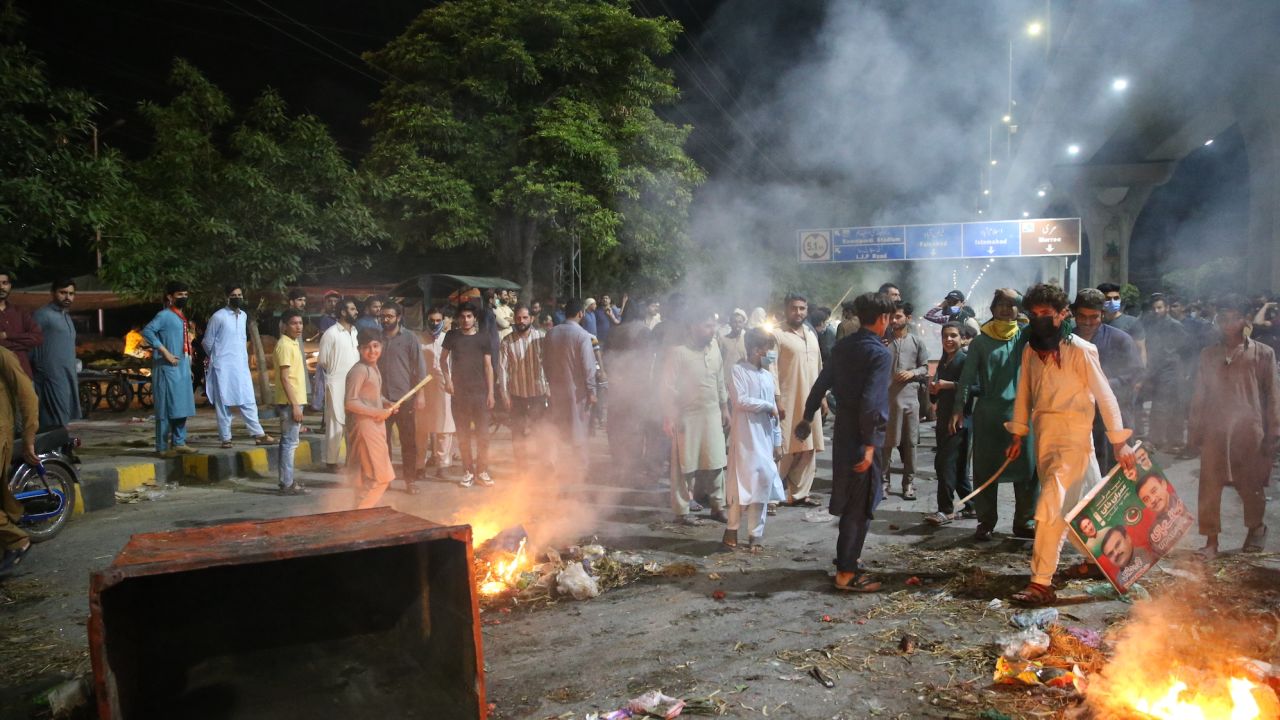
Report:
9,427,80,542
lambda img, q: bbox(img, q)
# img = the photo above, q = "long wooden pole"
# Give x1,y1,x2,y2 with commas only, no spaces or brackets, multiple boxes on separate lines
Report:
390,375,433,410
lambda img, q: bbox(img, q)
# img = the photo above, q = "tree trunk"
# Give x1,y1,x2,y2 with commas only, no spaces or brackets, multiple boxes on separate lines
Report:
494,208,538,302
247,321,274,418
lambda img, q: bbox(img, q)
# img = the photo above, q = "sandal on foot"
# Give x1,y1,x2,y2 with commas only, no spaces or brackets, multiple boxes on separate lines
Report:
974,523,994,542
720,529,738,550
1011,582,1056,606
747,538,764,554
255,434,277,445
1243,525,1268,553
924,511,954,526
834,573,882,593
687,500,705,513
219,441,234,449
766,503,778,516
784,496,822,508
1195,544,1219,561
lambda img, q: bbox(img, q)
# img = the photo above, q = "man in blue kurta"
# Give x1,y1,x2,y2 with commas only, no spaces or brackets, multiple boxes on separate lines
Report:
203,284,273,448
143,282,197,457
30,278,80,430
951,289,1039,541
796,292,895,593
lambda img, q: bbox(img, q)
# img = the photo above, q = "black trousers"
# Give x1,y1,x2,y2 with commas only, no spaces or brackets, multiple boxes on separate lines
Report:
385,406,419,483
452,392,490,474
934,426,973,515
834,457,882,574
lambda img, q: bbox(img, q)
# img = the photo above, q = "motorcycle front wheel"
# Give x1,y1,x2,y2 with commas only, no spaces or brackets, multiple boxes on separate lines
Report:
12,463,75,542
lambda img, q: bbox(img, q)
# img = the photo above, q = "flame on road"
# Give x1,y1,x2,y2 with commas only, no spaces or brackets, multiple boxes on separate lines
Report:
478,538,528,596
1123,676,1263,720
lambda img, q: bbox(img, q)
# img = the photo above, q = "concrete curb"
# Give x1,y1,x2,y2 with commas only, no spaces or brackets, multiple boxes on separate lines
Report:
75,437,324,514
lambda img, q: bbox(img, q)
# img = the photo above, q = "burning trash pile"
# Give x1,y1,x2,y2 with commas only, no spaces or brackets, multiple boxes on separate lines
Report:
473,526,691,609
985,586,1280,720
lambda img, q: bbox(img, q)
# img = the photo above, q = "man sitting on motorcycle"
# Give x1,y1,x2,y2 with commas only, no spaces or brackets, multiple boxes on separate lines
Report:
1,345,39,575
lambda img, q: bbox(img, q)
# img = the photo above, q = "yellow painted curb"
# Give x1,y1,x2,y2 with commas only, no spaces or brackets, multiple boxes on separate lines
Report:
116,464,157,493
182,454,210,481
295,442,313,468
241,448,270,476
72,483,84,517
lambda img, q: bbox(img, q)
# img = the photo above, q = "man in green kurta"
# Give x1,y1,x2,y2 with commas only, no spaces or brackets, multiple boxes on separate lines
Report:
951,289,1038,541
661,307,730,526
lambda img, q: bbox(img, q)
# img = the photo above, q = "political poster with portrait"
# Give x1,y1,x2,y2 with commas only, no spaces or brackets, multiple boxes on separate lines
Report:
1065,443,1194,593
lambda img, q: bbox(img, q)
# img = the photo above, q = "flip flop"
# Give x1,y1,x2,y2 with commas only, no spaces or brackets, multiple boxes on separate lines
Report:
220,441,234,449
1011,582,1057,606
923,511,954,526
834,573,882,593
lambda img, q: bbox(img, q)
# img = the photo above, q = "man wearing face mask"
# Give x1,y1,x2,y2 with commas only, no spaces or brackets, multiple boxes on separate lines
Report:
203,284,275,449
722,328,785,551
1071,289,1142,471
318,297,361,470
924,290,976,325
952,289,1038,542
1004,283,1135,606
143,281,198,457
416,307,456,472
377,302,427,494
30,278,79,431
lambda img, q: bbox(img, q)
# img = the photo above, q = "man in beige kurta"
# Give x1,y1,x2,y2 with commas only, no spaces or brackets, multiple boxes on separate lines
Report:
416,309,456,470
1,345,38,566
774,294,824,506
661,309,729,525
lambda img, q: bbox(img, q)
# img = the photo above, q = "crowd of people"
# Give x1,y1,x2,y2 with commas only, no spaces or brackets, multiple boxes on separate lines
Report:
1,270,1276,599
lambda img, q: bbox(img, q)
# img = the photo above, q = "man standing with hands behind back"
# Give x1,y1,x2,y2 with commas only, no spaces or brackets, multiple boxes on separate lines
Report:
143,282,197,458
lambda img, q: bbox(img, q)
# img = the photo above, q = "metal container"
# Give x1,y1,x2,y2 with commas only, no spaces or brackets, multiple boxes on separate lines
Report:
89,508,485,719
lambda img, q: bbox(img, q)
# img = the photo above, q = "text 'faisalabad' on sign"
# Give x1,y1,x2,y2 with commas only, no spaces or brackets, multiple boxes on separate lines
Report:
796,218,1081,264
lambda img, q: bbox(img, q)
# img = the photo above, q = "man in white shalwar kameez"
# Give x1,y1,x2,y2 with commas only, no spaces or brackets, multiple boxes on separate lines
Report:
416,307,456,470
1004,284,1136,606
318,298,360,468
723,329,786,550
660,307,729,525
203,285,273,447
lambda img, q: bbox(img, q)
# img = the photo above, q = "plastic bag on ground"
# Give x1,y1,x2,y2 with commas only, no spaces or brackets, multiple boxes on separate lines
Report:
999,627,1050,659
628,690,685,718
556,562,600,600
1010,607,1059,629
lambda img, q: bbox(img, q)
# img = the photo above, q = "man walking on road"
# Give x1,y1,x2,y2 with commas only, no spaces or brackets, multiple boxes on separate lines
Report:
0,346,39,575
142,282,197,457
30,278,79,431
203,284,274,449
774,294,823,510
796,292,894,593
318,297,360,470
544,299,598,486
0,269,42,378
378,302,427,494
1004,283,1134,606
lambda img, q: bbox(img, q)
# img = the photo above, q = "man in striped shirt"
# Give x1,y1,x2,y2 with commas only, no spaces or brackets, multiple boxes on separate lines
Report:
500,304,548,466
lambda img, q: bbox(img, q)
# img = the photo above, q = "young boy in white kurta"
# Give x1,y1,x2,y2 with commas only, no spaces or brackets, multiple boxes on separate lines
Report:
1004,284,1136,605
723,329,786,551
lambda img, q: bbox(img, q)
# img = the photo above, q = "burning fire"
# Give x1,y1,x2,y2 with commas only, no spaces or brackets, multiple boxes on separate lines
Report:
479,538,528,596
1121,675,1265,720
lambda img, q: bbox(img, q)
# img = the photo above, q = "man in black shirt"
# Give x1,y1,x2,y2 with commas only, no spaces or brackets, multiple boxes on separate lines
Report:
378,302,427,494
795,292,894,593
925,321,974,524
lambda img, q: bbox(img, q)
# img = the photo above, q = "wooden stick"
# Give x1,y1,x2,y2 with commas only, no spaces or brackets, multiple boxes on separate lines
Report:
833,282,857,309
390,375,433,409
954,455,1014,506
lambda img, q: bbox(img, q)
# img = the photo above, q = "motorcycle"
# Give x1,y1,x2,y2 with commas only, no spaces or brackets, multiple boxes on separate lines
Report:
8,427,80,542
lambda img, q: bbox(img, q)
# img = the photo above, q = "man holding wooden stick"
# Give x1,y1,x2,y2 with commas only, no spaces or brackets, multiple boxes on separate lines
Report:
379,302,428,495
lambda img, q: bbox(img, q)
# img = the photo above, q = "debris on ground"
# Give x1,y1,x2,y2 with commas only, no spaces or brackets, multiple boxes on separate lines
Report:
1009,607,1058,630
998,628,1050,659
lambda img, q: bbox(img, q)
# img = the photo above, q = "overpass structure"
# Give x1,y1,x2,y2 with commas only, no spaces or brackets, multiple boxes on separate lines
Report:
990,0,1280,291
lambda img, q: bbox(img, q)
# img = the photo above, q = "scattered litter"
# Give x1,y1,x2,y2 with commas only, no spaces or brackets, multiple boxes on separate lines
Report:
802,508,831,523
992,656,1084,690
888,524,900,530
808,666,835,688
608,550,644,565
821,614,833,623
114,487,167,503
978,710,1013,720
987,598,1004,610
897,633,918,654
1010,607,1059,629
1064,626,1102,649
707,572,721,580
904,576,922,586
1082,581,1149,602
42,675,90,718
627,690,685,718
711,589,726,601
999,628,1050,659
556,563,600,600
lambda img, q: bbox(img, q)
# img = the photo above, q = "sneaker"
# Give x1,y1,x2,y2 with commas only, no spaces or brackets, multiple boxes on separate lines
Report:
459,472,475,488
405,481,421,496
172,445,198,455
478,472,494,487
901,481,916,500
279,483,311,496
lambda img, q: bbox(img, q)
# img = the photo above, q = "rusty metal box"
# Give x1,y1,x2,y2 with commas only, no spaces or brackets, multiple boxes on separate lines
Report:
88,508,486,719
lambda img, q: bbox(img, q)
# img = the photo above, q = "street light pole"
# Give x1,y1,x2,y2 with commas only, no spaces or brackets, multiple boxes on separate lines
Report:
92,125,104,336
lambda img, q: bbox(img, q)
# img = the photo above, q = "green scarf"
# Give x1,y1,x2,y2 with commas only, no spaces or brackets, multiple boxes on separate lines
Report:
981,319,1019,342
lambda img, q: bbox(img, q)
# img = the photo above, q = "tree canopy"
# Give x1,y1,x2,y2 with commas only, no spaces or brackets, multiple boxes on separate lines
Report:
101,60,385,307
0,4,124,268
363,0,704,298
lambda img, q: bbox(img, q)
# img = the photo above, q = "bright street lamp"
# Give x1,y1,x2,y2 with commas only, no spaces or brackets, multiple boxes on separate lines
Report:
1027,21,1043,36
1067,144,1081,156
1002,114,1012,124
1022,211,1030,218
1037,189,1047,197
1204,138,1215,146
983,189,991,195
1111,77,1129,92
991,159,998,166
